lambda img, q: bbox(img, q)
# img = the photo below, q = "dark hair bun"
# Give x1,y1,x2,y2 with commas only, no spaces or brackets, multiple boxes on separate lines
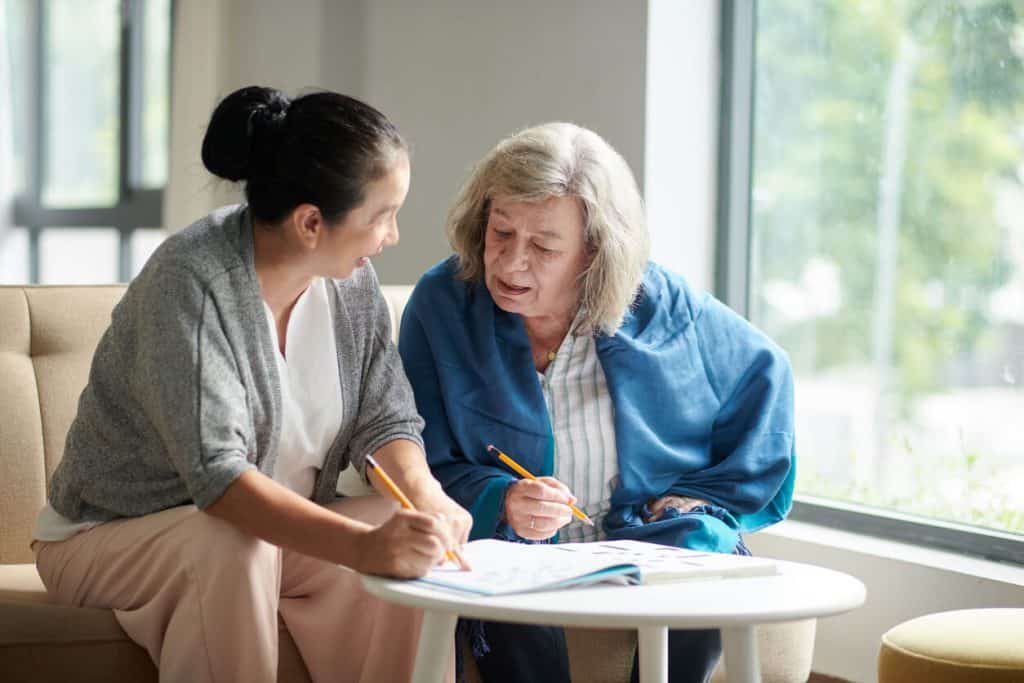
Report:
201,86,291,181
198,86,405,224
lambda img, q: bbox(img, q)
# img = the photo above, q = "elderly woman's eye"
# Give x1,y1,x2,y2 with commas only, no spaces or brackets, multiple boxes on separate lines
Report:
534,244,556,255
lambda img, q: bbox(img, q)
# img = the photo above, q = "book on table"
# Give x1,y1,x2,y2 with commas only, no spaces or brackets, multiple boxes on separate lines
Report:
413,539,777,596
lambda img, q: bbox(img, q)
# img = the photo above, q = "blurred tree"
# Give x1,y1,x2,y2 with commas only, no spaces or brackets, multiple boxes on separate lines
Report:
750,0,1024,531
752,0,1021,402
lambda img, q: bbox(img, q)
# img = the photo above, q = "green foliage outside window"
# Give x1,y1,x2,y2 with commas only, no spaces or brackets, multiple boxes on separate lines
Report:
752,0,1024,534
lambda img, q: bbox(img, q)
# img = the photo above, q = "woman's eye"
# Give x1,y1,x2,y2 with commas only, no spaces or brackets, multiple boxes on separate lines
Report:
493,229,512,238
534,244,555,255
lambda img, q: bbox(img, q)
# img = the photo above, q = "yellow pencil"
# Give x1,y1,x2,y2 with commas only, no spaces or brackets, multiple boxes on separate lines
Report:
365,455,468,568
486,444,595,526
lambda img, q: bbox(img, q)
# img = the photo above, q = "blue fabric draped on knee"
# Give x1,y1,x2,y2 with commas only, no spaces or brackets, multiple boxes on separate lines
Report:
605,503,746,554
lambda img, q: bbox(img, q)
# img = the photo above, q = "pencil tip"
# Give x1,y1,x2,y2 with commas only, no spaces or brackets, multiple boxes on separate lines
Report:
486,444,496,452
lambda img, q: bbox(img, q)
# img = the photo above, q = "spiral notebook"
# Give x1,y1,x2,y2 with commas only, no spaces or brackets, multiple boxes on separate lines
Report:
414,539,776,596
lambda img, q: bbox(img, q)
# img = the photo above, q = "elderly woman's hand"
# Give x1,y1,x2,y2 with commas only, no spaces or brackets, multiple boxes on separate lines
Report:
504,477,577,540
645,495,708,522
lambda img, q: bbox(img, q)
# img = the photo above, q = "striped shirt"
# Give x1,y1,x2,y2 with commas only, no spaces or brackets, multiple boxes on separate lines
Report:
538,329,619,543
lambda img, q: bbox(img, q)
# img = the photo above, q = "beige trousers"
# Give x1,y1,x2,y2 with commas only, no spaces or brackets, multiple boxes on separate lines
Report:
33,496,453,683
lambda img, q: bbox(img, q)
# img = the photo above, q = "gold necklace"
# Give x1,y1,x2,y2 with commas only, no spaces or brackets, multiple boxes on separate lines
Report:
547,349,557,362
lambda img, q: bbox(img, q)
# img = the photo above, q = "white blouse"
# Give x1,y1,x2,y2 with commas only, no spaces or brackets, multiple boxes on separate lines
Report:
263,277,344,499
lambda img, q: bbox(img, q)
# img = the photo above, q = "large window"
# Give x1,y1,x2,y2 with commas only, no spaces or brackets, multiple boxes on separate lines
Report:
734,0,1023,556
0,0,171,284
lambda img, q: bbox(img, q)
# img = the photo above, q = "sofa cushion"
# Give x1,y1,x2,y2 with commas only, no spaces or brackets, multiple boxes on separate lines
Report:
0,631,158,683
0,564,139,646
22,287,128,484
0,286,127,565
0,289,48,566
0,563,49,604
0,563,311,683
380,284,414,343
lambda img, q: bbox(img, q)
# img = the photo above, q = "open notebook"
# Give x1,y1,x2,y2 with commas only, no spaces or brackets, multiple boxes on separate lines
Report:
414,539,777,596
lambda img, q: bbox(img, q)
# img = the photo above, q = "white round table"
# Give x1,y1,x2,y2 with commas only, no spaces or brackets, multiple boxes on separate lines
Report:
362,559,866,683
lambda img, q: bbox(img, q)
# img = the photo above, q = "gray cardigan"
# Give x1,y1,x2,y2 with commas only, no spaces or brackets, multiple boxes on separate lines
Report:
49,204,425,522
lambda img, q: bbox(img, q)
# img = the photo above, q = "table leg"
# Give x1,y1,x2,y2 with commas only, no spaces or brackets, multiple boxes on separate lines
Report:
636,625,669,683
721,625,761,683
411,609,458,683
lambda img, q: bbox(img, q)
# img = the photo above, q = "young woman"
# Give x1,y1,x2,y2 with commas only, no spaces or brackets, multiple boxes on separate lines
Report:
31,86,469,683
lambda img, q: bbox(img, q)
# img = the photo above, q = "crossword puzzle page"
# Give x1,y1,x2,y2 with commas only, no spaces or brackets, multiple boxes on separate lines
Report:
414,539,776,596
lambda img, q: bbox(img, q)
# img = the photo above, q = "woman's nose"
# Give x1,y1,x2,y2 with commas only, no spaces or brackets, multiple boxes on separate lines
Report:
504,241,529,270
384,220,399,247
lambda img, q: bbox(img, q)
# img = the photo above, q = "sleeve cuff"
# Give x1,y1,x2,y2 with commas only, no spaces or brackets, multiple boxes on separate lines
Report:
350,431,426,483
190,456,257,510
469,476,516,540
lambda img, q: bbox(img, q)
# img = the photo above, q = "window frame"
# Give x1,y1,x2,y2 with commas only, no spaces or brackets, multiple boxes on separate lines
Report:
716,0,1024,566
11,0,171,283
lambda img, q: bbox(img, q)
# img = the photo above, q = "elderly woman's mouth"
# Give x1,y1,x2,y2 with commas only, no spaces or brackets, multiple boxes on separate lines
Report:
495,279,532,296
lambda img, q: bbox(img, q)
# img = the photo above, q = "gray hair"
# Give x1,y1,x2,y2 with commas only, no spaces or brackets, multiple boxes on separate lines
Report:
447,122,649,335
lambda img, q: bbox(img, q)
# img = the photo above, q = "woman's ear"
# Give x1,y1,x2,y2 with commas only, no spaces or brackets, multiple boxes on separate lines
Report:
289,204,325,250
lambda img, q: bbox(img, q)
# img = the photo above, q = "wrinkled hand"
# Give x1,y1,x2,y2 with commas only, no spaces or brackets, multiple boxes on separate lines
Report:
645,495,708,522
505,477,576,540
353,509,450,579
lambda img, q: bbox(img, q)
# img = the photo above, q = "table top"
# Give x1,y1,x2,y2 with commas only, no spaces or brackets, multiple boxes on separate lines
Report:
361,559,866,630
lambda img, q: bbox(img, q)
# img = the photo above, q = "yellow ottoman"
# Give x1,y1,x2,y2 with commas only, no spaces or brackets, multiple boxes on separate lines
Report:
879,608,1024,683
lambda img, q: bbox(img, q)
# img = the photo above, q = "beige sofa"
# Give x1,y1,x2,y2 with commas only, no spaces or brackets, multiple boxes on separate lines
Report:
0,284,814,682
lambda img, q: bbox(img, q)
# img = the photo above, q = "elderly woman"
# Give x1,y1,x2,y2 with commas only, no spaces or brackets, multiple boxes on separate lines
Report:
398,122,795,683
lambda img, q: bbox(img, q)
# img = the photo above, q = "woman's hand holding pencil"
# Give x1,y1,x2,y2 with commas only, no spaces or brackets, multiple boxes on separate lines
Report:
488,444,595,541
350,503,457,579
365,455,471,574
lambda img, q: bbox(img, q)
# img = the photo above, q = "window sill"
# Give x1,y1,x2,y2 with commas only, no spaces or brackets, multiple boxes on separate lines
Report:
755,519,1024,587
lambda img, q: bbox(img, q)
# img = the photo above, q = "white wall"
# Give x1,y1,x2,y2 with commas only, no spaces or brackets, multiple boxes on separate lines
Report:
170,0,648,285
645,0,719,292
223,0,325,88
326,0,648,284
166,0,330,230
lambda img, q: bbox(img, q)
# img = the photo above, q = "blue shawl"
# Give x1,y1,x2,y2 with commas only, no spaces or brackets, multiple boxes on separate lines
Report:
398,258,795,553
